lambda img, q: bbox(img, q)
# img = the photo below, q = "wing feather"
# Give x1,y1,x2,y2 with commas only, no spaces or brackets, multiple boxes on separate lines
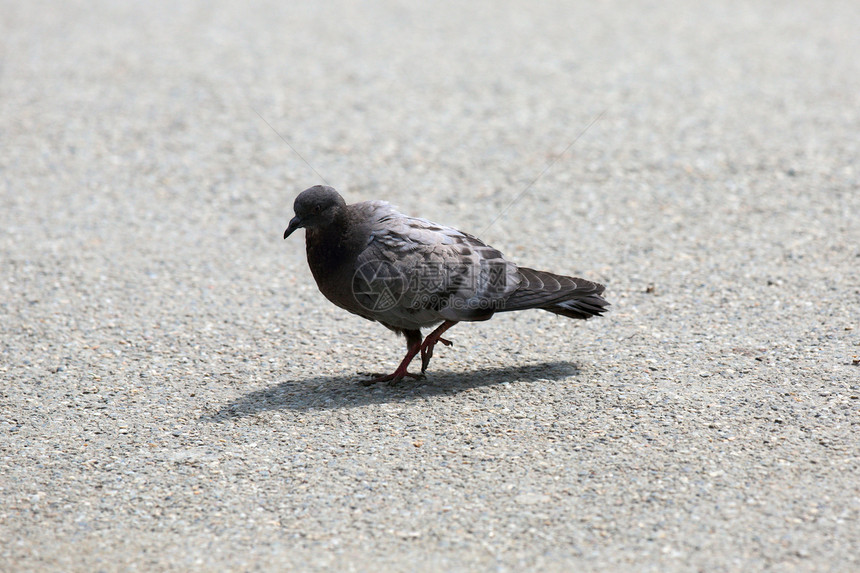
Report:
351,203,518,328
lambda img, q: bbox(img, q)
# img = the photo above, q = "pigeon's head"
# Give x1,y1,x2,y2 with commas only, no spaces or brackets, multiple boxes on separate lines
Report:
284,185,347,239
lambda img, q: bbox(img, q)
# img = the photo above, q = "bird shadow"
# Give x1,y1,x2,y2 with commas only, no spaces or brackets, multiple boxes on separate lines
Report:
201,360,580,421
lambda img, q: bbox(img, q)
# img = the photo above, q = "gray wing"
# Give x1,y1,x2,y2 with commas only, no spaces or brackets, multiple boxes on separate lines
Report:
351,203,520,329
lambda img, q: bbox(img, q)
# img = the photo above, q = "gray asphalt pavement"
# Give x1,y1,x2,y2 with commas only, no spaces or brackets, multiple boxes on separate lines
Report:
2,1,859,571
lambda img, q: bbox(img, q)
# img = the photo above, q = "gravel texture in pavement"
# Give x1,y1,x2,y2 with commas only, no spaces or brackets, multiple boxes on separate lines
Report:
2,1,859,571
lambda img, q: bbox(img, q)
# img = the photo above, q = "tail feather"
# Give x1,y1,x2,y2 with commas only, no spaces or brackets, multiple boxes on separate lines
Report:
502,267,609,320
543,293,610,320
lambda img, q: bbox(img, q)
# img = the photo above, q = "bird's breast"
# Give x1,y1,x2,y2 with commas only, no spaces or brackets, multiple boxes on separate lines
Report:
305,230,363,308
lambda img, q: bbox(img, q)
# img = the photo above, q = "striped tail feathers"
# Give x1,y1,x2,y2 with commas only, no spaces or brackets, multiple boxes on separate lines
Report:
503,266,609,320
543,292,610,320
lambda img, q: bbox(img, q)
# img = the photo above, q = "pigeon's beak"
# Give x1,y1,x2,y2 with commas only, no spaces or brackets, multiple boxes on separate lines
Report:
283,215,304,239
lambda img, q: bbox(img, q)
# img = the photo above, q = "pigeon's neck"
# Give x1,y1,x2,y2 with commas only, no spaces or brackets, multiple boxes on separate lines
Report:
305,209,366,282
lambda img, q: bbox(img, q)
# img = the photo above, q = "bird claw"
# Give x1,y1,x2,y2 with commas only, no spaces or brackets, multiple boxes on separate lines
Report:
420,348,433,374
419,335,454,373
359,371,425,386
360,322,457,385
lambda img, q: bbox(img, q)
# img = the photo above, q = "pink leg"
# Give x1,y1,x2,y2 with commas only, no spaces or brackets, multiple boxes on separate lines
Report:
361,341,425,385
420,320,457,373
362,329,425,385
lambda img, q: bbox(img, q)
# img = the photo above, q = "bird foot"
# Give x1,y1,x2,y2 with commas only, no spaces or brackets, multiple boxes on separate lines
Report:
359,322,458,386
420,336,454,374
360,370,425,386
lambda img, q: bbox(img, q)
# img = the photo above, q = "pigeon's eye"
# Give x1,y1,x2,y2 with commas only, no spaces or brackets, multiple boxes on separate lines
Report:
314,205,322,214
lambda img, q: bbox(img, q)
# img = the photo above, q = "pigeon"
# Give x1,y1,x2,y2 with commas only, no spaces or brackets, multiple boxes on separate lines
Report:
284,185,609,384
